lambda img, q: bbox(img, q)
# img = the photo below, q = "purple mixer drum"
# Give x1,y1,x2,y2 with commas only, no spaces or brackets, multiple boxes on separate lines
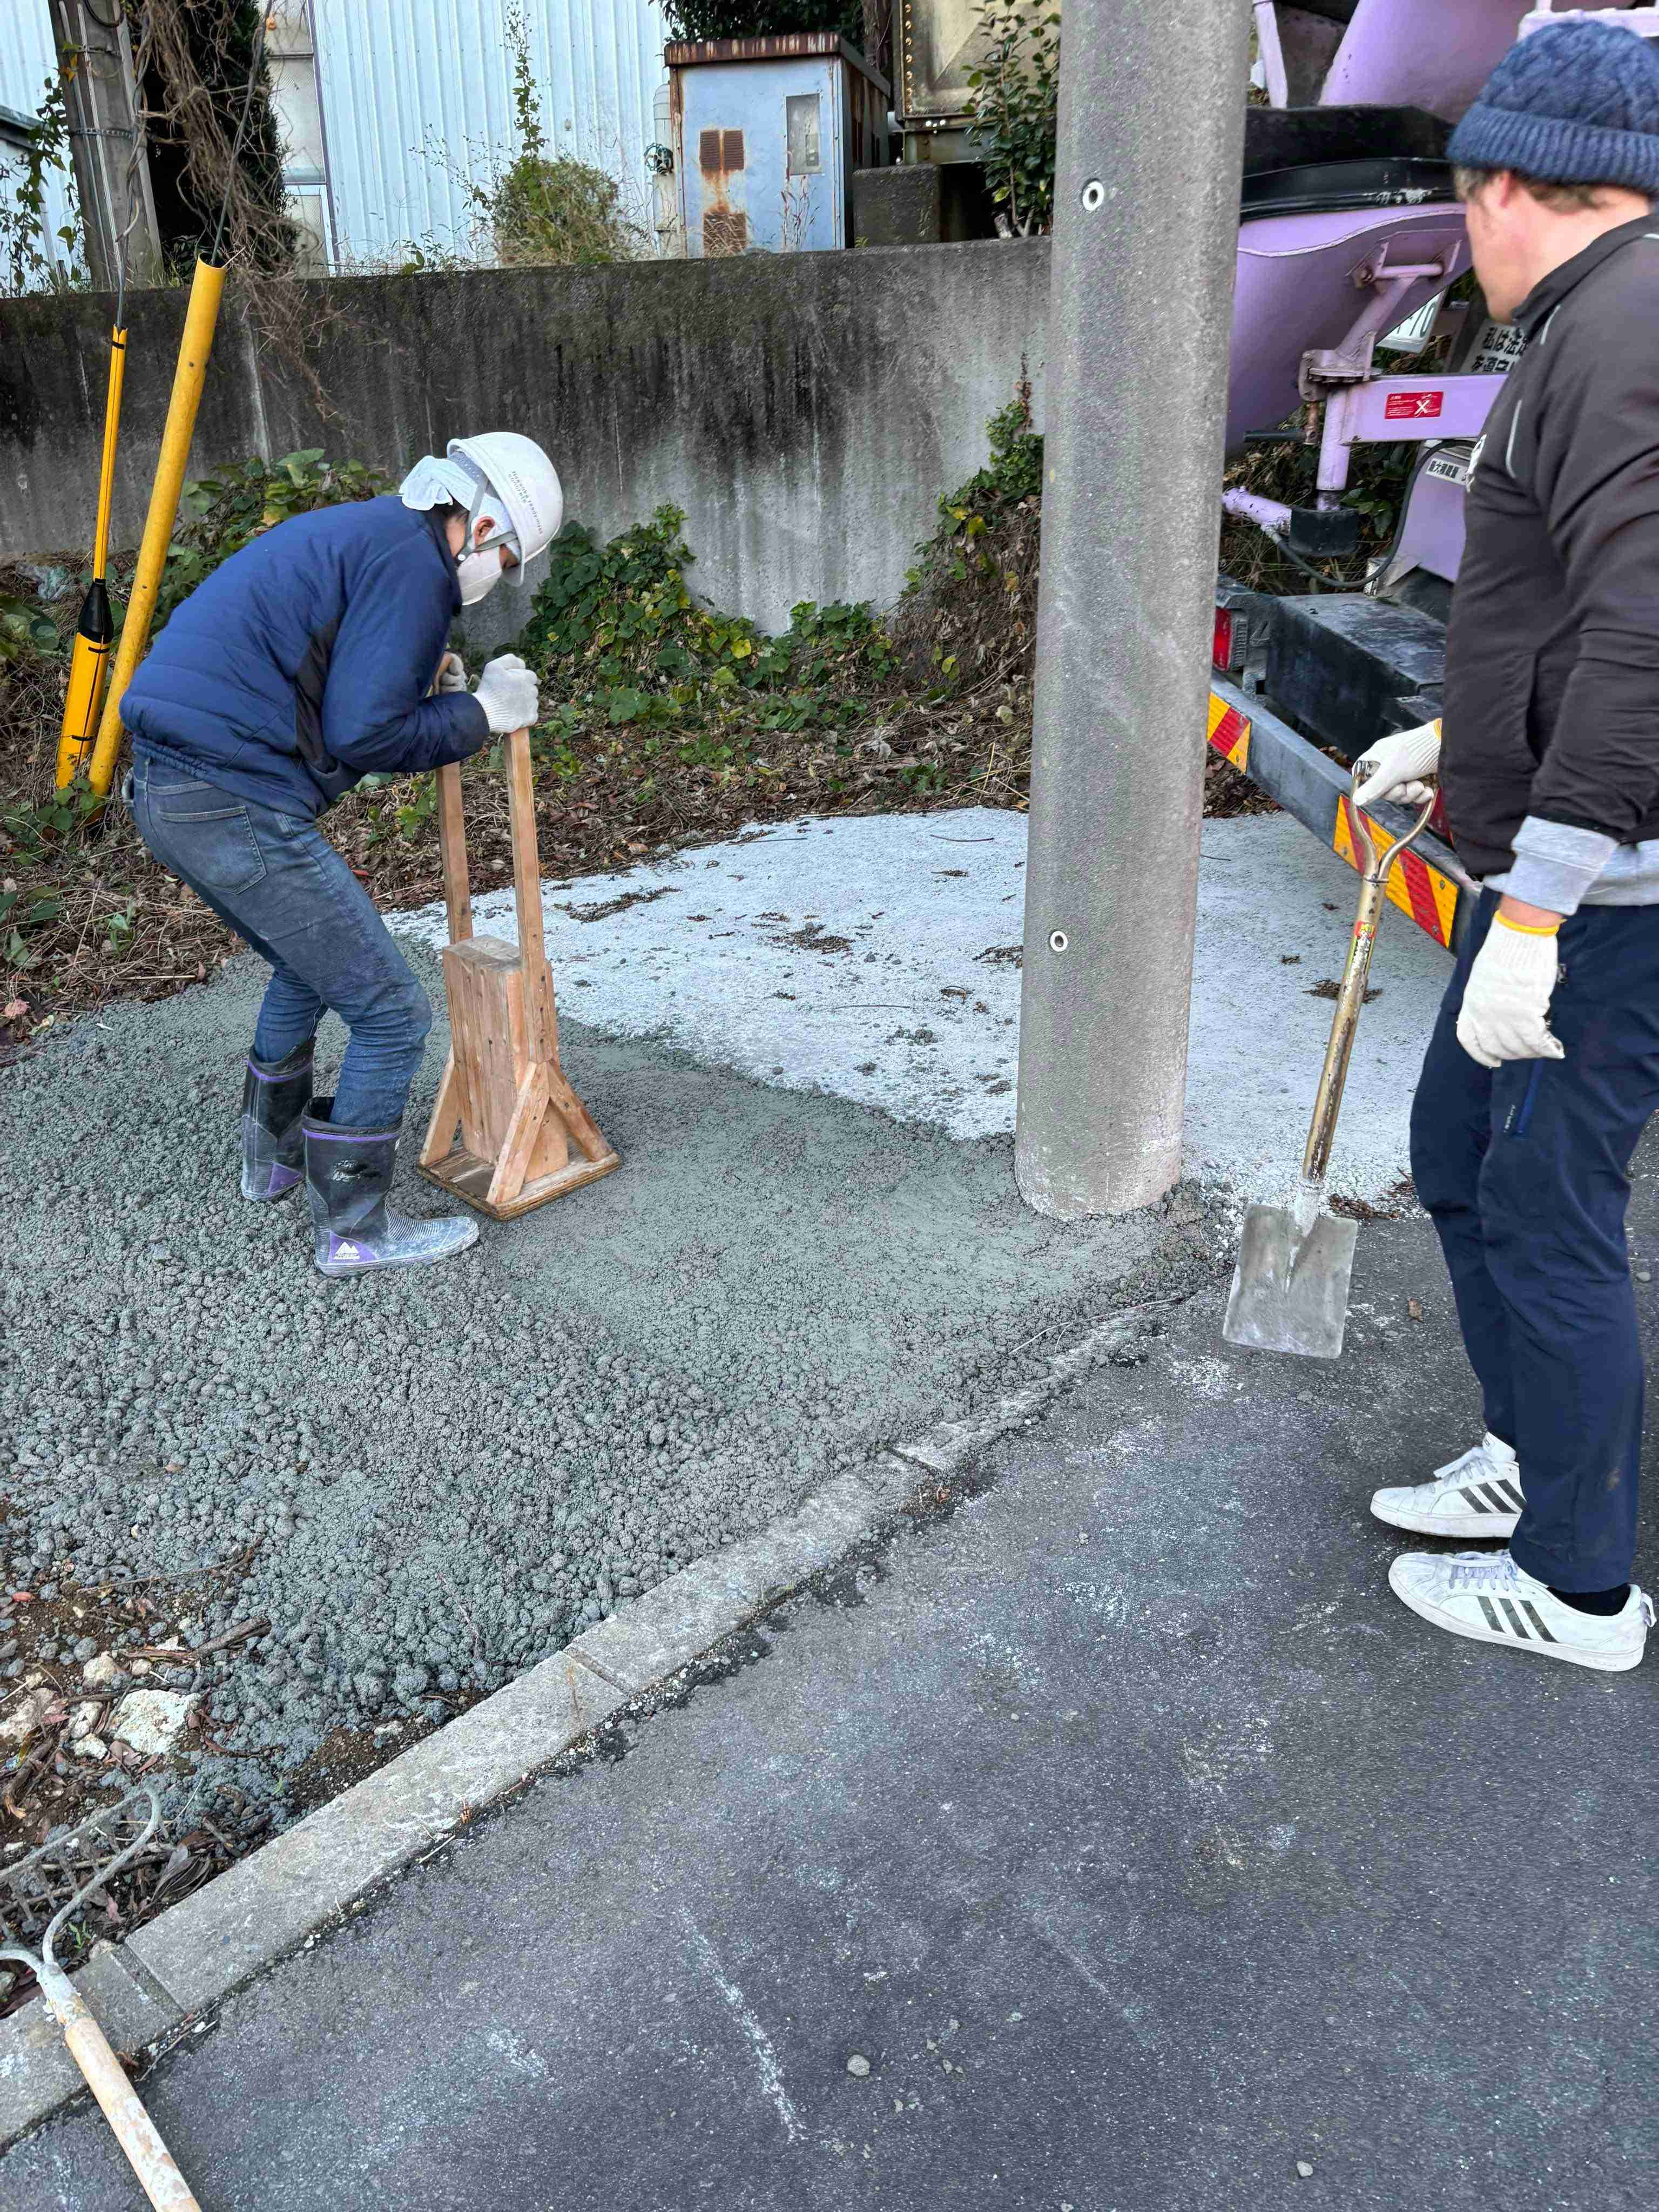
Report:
1225,103,1469,453
1223,0,1537,454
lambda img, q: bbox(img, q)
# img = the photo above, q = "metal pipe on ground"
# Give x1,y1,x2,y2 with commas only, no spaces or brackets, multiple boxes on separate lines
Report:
1015,0,1251,1219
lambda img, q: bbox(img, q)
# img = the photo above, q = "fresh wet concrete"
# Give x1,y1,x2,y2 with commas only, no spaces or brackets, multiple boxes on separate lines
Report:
389,806,1450,1192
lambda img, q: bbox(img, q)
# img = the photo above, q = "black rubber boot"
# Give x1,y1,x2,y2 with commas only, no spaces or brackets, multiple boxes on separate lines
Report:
240,1036,315,1201
301,1099,479,1277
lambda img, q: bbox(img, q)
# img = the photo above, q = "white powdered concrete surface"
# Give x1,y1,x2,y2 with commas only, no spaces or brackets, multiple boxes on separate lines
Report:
387,807,1451,1201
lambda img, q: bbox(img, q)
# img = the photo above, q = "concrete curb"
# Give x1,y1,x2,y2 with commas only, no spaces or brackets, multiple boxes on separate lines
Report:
0,1297,1171,2149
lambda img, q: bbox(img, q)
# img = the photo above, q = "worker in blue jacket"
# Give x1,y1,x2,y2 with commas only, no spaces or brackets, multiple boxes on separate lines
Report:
125,431,561,1277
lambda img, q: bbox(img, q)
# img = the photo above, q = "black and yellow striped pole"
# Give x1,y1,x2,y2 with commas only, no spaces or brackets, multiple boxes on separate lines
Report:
55,316,127,787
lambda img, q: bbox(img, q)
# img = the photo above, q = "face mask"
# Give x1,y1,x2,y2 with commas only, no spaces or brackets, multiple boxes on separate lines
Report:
455,546,505,606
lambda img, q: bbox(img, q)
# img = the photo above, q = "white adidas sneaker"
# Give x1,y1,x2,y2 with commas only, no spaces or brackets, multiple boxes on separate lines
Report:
1370,1432,1524,1540
1388,1549,1653,1673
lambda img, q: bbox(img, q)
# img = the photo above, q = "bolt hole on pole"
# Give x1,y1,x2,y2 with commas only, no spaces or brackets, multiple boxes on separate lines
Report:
1014,0,1252,1219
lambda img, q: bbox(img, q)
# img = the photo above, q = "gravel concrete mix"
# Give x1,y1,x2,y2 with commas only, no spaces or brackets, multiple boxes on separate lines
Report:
0,939,1217,1836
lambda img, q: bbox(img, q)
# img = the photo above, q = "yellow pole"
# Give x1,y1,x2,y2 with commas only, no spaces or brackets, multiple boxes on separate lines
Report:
89,330,126,569
87,258,227,797
56,324,127,788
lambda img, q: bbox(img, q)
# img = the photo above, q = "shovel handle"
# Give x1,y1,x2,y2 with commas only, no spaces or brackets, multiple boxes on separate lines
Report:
38,1962,202,2212
1345,779,1439,887
1299,776,1438,1188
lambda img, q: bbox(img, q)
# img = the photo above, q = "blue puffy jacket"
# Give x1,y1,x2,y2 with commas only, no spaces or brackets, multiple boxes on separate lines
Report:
123,495,490,818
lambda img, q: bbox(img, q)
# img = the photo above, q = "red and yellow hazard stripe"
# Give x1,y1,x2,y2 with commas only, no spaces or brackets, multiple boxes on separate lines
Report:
1334,794,1459,949
1204,685,1461,951
1206,690,1250,772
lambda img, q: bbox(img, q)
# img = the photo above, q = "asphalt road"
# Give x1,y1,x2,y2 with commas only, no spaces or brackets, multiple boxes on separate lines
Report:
10,1185,1659,2212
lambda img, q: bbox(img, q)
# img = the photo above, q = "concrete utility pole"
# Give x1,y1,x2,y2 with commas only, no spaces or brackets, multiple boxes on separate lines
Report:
45,0,161,294
1014,0,1250,1220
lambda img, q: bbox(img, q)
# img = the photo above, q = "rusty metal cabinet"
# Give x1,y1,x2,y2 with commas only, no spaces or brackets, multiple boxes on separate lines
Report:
666,34,891,257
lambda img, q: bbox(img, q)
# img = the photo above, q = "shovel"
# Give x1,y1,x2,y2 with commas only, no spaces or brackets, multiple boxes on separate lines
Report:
1223,770,1438,1359
0,1786,203,2211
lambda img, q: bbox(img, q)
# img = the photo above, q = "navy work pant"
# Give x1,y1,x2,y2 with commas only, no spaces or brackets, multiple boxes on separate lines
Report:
133,754,431,1131
1410,891,1659,1590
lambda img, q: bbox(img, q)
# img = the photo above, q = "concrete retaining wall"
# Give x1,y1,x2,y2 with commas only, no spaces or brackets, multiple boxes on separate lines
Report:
0,242,1048,636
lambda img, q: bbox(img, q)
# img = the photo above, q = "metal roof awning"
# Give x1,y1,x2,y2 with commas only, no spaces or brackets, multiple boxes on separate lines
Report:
0,102,39,154
665,33,889,94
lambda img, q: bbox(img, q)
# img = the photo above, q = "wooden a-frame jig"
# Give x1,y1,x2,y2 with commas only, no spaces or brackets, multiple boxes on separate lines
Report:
418,726,619,1219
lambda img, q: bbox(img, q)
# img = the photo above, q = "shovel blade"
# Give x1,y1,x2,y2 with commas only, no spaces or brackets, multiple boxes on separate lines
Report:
1223,1202,1359,1359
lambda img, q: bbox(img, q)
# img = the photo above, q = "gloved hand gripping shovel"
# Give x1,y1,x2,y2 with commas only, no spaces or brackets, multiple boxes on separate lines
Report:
1223,772,1437,1359
0,1786,202,2210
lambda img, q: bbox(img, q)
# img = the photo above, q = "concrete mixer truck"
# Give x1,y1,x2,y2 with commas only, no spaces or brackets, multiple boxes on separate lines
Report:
1208,2,1659,957
888,2,1656,952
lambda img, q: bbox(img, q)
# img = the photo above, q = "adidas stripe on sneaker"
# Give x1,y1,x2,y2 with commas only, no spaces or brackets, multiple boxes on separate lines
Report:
1370,1431,1524,1540
1388,1549,1653,1673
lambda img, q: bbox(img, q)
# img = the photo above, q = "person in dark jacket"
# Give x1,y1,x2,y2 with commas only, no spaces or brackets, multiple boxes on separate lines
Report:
1355,19,1659,1671
126,430,560,1276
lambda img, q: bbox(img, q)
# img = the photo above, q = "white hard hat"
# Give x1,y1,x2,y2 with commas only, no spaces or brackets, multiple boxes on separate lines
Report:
447,431,563,590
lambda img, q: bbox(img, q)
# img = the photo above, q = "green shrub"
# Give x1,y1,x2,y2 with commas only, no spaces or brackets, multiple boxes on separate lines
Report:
0,594,59,666
892,381,1043,691
487,154,642,266
521,505,893,738
908,385,1044,589
966,3,1062,238
663,1,864,43
153,449,388,631
0,63,82,296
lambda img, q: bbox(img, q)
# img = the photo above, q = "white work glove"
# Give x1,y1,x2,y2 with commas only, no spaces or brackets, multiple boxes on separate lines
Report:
1354,718,1442,811
1456,913,1565,1069
473,652,539,735
436,652,468,694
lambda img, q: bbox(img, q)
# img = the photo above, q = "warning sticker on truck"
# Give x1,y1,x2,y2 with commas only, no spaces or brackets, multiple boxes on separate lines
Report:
1384,390,1444,421
1422,441,1474,489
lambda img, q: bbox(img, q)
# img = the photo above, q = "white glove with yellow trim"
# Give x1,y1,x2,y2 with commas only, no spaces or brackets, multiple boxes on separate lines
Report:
1354,719,1442,811
1456,911,1565,1068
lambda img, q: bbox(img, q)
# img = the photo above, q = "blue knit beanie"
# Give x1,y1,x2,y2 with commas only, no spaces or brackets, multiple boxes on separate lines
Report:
1448,18,1659,194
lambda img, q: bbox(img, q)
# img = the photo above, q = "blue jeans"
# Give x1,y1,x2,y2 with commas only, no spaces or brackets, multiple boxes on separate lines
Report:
132,755,431,1131
1410,891,1659,1591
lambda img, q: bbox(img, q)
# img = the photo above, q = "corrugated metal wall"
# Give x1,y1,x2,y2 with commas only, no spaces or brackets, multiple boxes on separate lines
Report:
311,0,667,266
0,0,84,287
0,1,664,283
